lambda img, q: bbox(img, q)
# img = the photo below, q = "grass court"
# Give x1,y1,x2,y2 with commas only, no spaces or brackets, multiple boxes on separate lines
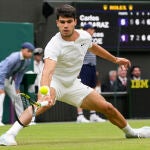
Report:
0,119,150,150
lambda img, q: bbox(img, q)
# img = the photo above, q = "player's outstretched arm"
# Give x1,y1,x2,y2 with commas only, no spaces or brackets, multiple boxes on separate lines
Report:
40,58,56,87
38,58,57,107
89,43,131,69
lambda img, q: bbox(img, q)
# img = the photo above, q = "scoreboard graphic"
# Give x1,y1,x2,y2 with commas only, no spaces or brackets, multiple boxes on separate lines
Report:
73,2,150,52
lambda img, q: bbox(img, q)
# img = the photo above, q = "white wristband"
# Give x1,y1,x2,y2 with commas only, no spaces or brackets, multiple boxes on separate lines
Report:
39,101,49,107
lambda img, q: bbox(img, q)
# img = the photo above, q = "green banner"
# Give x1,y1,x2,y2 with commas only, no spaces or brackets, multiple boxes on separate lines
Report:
0,22,34,124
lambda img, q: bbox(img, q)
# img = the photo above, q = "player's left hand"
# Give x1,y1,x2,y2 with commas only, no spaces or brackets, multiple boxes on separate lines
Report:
115,57,131,70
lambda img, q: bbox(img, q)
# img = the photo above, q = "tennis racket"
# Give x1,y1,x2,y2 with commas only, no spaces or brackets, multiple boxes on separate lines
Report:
19,92,49,109
14,92,49,124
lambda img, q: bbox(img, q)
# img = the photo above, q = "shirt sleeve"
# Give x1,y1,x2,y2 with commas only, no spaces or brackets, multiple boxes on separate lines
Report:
86,31,93,49
81,30,93,49
0,62,8,89
44,36,61,61
0,54,18,89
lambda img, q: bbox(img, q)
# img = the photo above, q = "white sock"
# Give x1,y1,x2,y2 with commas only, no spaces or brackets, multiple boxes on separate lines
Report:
31,116,35,122
78,112,83,116
6,121,23,137
90,111,96,115
122,123,135,135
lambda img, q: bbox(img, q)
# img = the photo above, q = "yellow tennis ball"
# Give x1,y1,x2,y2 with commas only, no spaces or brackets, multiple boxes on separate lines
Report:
39,86,49,95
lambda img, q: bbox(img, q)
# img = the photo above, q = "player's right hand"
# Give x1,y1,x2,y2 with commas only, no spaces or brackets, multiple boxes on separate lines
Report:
38,93,54,107
43,95,54,106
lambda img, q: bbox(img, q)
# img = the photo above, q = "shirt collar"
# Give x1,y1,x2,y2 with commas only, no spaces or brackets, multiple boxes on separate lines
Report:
20,52,25,60
133,76,141,80
118,76,127,82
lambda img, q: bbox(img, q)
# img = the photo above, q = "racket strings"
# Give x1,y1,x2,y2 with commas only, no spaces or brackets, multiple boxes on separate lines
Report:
20,95,30,109
20,93,38,108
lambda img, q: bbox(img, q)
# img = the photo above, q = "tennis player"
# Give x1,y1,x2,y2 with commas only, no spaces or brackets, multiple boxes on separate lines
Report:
0,4,150,146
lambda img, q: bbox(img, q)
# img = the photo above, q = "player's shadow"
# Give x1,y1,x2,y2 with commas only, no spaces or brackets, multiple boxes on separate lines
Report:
18,137,127,146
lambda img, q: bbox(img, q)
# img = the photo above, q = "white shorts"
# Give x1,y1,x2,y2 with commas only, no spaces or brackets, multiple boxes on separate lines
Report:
51,78,93,107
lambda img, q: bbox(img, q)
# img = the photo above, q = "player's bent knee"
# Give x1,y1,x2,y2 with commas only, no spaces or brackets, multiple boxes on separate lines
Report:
102,102,115,116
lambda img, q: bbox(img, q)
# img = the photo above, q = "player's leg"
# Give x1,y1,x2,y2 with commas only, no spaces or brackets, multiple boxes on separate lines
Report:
63,80,150,138
78,65,105,122
4,79,24,117
90,79,106,123
80,90,150,138
14,87,56,126
77,65,90,123
0,93,5,126
81,90,127,128
89,110,106,122
0,87,56,146
62,80,127,128
76,107,89,123
0,105,36,146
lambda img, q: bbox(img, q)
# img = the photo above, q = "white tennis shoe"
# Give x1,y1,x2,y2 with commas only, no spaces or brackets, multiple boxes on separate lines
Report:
126,126,150,138
0,122,5,126
90,114,106,123
77,115,90,123
0,133,17,146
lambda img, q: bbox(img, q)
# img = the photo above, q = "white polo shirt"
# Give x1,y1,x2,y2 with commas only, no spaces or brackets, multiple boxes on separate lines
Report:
44,29,93,87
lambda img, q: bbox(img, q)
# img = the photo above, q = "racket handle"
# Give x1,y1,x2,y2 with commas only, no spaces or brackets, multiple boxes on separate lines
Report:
39,101,49,107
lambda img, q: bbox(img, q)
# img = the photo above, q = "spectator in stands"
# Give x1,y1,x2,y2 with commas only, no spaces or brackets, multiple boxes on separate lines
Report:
115,66,128,91
101,70,117,92
76,24,106,123
130,65,141,80
0,42,35,126
29,48,44,94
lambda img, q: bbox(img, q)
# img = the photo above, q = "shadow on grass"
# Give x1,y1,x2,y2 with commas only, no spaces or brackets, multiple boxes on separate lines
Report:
18,137,127,146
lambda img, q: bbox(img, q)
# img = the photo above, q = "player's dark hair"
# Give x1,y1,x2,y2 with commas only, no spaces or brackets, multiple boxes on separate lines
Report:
56,4,76,20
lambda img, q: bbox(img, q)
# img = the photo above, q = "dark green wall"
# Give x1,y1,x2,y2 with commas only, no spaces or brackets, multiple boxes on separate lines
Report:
0,22,34,61
0,22,34,124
